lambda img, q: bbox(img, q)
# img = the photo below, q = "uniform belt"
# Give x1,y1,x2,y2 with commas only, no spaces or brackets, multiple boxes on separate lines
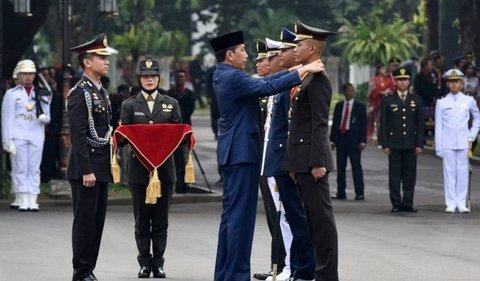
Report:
16,114,35,121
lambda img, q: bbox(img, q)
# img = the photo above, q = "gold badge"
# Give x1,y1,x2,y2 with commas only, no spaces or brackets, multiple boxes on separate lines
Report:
103,37,108,47
162,104,167,109
146,60,153,68
400,68,406,75
280,31,284,40
26,103,34,111
451,70,457,77
294,23,298,33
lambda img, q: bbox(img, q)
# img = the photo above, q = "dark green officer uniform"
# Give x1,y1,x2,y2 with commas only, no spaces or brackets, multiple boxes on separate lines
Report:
380,68,424,212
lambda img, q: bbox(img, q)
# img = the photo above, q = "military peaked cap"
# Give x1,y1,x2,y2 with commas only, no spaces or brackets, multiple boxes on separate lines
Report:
136,59,161,76
392,67,411,79
278,28,297,49
265,38,282,57
70,33,111,56
256,40,268,61
294,20,336,42
443,69,465,81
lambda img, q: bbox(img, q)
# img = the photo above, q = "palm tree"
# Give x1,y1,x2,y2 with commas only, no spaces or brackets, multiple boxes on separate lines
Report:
335,16,420,66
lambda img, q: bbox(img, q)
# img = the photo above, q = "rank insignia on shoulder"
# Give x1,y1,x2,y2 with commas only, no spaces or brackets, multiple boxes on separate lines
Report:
162,104,167,109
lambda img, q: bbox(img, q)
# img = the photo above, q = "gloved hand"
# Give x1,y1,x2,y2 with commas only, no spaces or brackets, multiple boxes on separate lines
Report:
38,113,50,124
2,139,16,155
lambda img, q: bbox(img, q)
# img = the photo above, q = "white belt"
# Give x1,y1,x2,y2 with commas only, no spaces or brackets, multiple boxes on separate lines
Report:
16,114,35,121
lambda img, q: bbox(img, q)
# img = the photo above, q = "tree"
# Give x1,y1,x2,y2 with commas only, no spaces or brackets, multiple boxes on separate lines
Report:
334,16,420,66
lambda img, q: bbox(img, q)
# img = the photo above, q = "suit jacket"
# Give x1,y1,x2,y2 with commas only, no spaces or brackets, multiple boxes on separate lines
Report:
67,75,113,183
262,90,290,177
283,73,334,173
213,63,301,166
166,88,195,125
330,99,367,147
435,92,480,151
380,91,425,150
120,91,181,185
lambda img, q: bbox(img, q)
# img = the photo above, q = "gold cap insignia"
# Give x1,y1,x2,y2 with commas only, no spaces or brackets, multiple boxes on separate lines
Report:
294,23,298,33
400,68,406,75
146,60,153,68
451,70,457,77
103,37,108,47
280,31,284,40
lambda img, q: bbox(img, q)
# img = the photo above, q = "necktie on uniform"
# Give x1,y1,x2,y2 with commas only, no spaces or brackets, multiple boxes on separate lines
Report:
400,92,406,102
146,95,155,112
340,102,349,134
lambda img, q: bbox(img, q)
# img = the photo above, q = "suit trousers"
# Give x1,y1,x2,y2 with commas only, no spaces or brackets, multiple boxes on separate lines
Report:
130,182,173,267
296,173,338,281
442,149,469,209
388,149,417,208
260,176,286,271
214,163,259,281
335,134,364,197
275,174,315,280
70,180,108,280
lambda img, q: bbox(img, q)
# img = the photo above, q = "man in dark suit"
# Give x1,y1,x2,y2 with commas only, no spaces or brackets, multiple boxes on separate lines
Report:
67,33,113,281
283,20,339,281
380,67,424,213
209,31,325,281
330,83,367,200
167,69,195,193
120,59,181,278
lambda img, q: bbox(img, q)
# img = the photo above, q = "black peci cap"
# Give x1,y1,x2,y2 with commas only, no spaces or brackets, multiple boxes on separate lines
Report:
70,33,111,56
209,31,245,53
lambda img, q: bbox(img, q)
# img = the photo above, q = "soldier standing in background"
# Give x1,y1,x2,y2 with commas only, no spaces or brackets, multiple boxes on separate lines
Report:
380,67,424,213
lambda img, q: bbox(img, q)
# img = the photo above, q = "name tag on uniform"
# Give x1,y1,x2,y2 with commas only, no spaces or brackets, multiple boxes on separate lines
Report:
134,111,145,116
390,104,398,107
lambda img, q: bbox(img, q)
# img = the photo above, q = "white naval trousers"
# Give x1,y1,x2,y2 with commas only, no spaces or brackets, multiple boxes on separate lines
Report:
442,149,469,209
267,176,293,272
10,139,44,194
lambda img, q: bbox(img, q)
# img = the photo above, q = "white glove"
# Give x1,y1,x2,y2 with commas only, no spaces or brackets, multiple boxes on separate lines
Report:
2,140,16,155
38,113,50,124
436,150,443,158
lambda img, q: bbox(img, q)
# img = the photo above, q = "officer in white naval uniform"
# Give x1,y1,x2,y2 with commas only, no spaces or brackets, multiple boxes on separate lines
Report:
1,59,51,212
435,69,480,213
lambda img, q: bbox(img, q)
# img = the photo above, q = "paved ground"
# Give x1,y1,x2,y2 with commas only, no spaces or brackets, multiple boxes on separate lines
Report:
1,113,480,281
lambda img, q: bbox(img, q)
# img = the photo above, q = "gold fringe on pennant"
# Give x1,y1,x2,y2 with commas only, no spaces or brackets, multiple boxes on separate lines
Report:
184,152,195,184
111,152,121,184
145,169,162,204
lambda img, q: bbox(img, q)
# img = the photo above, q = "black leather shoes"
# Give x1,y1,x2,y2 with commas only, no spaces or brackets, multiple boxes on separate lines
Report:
253,271,272,280
331,196,347,200
403,206,418,213
90,273,98,281
152,267,166,278
354,195,365,200
391,207,401,213
138,266,151,278
75,275,95,281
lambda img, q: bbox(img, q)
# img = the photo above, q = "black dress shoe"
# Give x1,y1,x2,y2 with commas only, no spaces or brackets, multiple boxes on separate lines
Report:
331,196,347,200
138,266,151,278
354,195,365,200
75,276,95,281
253,271,272,280
391,207,401,213
403,206,418,213
152,267,166,278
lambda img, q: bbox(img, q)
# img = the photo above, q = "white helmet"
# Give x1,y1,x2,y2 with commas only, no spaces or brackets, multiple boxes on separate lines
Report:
16,59,36,74
12,66,19,79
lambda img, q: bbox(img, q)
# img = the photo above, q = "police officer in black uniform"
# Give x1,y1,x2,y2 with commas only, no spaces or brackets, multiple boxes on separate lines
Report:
120,58,181,278
380,67,424,213
68,33,113,281
283,21,338,281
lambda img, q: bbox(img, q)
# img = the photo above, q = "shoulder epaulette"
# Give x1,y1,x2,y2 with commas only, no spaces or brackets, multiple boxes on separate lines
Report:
122,95,136,104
